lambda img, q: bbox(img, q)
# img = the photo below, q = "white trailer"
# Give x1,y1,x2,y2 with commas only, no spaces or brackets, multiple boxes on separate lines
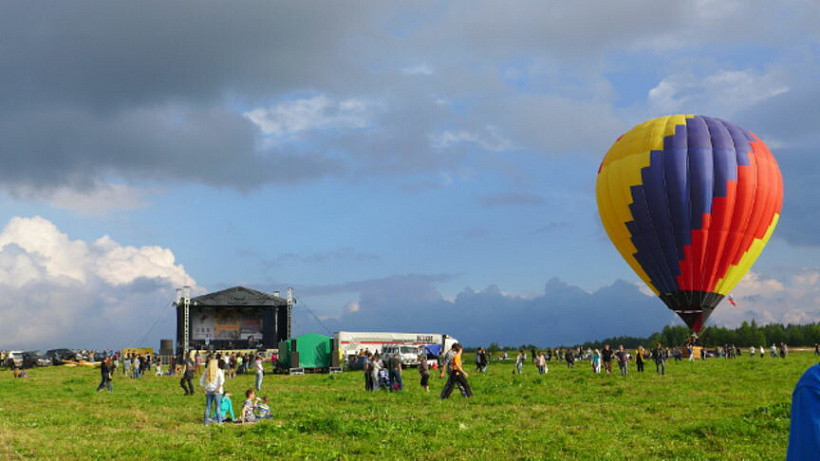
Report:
335,331,458,366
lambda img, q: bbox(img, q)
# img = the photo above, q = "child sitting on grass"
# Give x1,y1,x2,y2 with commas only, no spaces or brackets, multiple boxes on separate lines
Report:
220,392,235,422
239,389,257,424
255,396,273,419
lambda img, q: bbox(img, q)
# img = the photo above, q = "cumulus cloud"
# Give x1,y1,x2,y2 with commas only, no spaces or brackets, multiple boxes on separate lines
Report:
243,95,377,139
0,216,197,349
710,270,820,327
648,68,789,116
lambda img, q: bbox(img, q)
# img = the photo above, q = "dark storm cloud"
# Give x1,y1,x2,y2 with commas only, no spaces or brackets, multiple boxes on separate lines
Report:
0,1,377,192
1,1,816,197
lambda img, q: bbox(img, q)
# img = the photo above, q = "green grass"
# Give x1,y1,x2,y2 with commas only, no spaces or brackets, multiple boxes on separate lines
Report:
0,352,815,460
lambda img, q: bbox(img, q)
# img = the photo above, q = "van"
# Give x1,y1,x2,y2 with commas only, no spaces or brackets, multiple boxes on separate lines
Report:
6,351,23,368
381,345,423,367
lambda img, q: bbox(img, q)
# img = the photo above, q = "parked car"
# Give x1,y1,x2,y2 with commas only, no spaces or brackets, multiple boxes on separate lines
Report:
5,351,23,368
45,349,81,365
21,351,51,368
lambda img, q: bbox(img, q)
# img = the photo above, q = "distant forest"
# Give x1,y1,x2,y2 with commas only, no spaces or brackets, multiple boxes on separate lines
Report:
480,321,820,352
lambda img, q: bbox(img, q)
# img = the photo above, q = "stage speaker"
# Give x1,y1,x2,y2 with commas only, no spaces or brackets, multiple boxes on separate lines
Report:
330,339,340,367
289,351,299,368
291,340,298,352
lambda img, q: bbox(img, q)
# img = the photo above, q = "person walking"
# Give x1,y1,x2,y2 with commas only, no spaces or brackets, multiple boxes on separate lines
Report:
418,352,430,392
515,350,525,375
440,344,472,399
199,357,225,425
592,349,601,374
635,346,646,372
615,345,629,377
601,344,613,376
254,354,264,392
652,343,666,375
96,356,113,392
536,352,547,375
180,351,195,395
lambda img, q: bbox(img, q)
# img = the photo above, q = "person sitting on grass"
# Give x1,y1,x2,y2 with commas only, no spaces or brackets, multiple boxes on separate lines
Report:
255,396,273,419
219,392,235,422
239,389,257,424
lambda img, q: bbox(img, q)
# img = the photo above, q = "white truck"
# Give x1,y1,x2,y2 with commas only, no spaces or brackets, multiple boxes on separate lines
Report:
335,331,458,367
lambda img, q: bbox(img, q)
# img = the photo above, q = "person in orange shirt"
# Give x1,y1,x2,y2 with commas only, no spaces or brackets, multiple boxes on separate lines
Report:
440,343,472,399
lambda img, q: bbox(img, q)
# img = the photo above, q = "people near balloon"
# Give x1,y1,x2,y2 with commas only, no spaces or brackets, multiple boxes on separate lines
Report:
635,346,646,373
651,344,667,375
597,115,783,334
601,344,614,376
440,343,472,399
780,343,788,359
759,346,765,358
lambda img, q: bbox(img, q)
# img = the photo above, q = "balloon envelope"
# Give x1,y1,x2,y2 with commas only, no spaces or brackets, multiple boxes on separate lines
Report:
596,115,782,331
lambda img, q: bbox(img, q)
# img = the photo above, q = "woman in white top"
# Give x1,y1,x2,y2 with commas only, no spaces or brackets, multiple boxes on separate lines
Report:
199,357,225,425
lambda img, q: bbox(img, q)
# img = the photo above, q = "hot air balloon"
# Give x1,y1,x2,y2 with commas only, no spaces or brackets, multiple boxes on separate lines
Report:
596,115,783,332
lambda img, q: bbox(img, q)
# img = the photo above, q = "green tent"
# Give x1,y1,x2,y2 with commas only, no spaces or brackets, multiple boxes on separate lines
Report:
278,333,332,369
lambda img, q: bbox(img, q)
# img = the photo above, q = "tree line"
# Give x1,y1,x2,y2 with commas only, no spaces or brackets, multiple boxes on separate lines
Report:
580,321,820,350
473,321,820,352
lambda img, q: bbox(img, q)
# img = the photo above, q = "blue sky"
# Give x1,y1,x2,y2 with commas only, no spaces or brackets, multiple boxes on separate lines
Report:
1,1,819,349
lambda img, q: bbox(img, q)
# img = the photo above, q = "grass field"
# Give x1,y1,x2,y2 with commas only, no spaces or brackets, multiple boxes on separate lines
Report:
0,352,815,460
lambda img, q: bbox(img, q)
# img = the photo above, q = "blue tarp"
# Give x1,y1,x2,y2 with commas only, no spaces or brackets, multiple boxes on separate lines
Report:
425,344,442,358
787,363,820,460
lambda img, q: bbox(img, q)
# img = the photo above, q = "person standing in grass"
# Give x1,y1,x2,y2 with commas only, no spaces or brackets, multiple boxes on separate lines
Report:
615,345,628,377
387,352,403,391
418,352,430,392
635,346,646,373
364,352,374,391
199,356,225,425
96,356,113,392
515,350,525,375
440,343,472,399
651,343,666,375
536,351,547,375
123,353,131,377
254,354,264,392
592,349,601,374
180,351,195,396
601,344,613,376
